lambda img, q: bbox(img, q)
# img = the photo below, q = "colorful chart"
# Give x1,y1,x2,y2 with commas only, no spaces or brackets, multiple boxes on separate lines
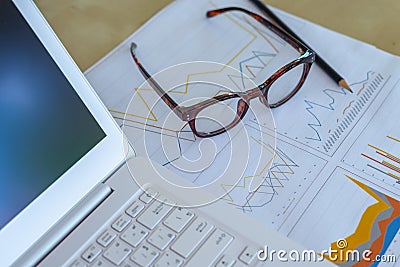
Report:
289,167,400,266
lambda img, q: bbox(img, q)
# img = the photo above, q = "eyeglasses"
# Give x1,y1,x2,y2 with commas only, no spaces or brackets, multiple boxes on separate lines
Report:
130,7,315,138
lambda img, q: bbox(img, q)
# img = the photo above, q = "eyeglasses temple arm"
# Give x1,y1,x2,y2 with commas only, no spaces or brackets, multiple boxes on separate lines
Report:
130,43,183,119
206,7,310,55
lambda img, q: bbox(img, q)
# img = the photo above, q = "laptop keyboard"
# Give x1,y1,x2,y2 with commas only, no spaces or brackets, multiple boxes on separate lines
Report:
69,189,258,267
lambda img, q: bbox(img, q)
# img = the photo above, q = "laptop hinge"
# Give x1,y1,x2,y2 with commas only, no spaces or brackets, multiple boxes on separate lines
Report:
12,183,112,267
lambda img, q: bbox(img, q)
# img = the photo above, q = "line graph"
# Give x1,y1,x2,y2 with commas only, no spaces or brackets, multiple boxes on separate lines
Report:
303,85,349,142
268,69,389,156
238,51,277,89
218,135,327,230
220,140,296,209
304,71,384,144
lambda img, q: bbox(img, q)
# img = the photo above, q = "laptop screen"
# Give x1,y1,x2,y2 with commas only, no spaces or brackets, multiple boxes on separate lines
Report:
0,1,106,229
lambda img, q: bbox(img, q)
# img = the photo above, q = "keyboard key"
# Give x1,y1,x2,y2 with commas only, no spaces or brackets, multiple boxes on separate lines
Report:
215,255,236,267
121,223,148,247
92,257,114,267
97,229,117,247
238,246,258,265
81,244,101,263
131,244,159,267
112,214,131,232
185,229,233,267
139,189,158,204
148,226,175,250
170,217,214,258
137,198,173,230
232,261,247,267
163,207,194,233
103,240,132,265
154,251,183,267
121,260,141,267
69,259,88,267
126,200,145,218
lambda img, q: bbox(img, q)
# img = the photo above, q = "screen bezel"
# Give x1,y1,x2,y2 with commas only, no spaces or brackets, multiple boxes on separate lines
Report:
0,1,128,265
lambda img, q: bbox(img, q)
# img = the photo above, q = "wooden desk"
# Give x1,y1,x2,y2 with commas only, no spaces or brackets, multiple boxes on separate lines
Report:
35,0,400,71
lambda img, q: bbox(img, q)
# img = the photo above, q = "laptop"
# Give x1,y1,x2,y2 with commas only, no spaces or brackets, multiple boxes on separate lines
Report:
0,1,332,266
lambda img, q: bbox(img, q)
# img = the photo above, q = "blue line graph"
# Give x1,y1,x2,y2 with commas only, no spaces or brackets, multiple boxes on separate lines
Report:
225,136,299,213
160,123,245,184
227,74,252,92
242,146,299,212
304,71,374,141
161,128,195,166
350,70,374,88
304,87,349,141
238,51,276,89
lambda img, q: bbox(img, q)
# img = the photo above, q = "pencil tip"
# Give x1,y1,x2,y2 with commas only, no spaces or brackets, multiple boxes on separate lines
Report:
339,79,353,93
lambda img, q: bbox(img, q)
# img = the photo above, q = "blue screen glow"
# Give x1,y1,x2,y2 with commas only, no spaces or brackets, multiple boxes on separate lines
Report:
0,1,106,229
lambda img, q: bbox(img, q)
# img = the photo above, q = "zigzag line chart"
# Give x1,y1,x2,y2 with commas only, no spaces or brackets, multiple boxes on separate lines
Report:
304,86,349,142
219,139,293,202
304,71,375,142
303,71,387,155
269,70,390,156
222,144,297,212
219,133,327,230
237,51,277,89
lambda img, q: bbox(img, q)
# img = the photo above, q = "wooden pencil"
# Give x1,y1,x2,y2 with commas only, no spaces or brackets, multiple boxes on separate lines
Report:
249,0,353,93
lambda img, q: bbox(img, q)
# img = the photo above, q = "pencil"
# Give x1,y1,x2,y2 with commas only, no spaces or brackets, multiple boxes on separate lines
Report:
249,0,353,93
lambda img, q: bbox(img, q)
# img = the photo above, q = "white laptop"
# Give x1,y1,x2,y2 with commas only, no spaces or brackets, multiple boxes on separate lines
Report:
0,1,332,266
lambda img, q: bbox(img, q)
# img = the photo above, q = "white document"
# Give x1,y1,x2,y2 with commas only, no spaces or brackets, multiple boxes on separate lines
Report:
85,0,400,265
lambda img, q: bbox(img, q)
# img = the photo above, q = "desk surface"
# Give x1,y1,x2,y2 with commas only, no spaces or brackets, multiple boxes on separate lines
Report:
35,0,400,71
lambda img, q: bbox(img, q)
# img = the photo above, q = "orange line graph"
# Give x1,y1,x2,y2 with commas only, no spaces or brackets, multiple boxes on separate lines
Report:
342,100,354,115
356,81,368,96
245,64,264,78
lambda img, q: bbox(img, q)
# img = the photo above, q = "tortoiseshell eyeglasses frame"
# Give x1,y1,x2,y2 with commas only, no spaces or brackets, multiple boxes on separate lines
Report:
130,7,315,138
